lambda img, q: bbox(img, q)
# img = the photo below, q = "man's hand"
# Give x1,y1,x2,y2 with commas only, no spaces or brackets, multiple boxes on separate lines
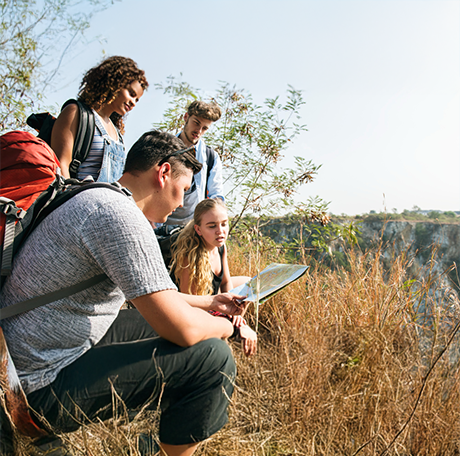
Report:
211,292,247,316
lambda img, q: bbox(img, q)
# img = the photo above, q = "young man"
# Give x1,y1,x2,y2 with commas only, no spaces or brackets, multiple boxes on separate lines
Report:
162,100,224,228
0,131,243,456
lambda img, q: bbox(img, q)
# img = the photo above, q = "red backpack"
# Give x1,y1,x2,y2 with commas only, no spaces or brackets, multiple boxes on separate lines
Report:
0,131,60,275
0,130,127,306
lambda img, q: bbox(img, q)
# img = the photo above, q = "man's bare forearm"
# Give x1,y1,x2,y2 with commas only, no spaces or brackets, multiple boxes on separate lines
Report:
133,290,234,346
178,292,213,310
179,292,247,316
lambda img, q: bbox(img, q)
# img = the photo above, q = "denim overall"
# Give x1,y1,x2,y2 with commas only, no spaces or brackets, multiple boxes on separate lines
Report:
94,114,126,183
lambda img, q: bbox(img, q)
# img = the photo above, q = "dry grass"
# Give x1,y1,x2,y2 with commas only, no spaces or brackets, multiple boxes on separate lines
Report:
13,242,460,455
212,241,460,455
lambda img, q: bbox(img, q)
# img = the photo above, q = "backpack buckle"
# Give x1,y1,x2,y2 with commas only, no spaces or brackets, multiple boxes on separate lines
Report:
0,200,26,220
69,159,81,175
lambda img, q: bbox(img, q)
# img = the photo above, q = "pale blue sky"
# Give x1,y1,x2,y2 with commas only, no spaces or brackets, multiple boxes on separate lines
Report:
44,0,460,215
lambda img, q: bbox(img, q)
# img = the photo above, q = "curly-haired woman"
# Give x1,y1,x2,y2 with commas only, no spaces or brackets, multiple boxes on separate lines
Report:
51,56,148,181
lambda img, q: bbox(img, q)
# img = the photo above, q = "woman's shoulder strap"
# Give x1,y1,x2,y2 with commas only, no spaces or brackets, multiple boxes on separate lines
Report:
61,99,96,178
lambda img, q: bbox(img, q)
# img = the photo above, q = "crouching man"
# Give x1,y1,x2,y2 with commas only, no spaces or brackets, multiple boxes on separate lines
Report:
0,131,242,456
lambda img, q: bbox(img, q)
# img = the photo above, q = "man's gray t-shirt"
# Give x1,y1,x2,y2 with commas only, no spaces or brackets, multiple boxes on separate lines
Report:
0,188,176,394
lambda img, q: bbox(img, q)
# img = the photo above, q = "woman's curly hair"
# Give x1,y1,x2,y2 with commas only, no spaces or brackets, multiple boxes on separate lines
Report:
171,198,227,295
77,56,148,134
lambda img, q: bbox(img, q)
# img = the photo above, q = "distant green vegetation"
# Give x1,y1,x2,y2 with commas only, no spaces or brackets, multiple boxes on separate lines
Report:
332,207,459,223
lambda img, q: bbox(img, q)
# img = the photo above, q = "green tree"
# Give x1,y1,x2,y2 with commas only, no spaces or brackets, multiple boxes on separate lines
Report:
428,211,441,219
1,0,113,131
154,77,326,233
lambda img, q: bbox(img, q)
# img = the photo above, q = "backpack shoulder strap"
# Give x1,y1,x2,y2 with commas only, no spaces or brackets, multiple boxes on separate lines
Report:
0,182,131,321
205,145,216,198
0,274,107,321
61,99,96,178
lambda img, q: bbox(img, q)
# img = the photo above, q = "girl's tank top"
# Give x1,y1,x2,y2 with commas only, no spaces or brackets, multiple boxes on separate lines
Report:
211,246,225,295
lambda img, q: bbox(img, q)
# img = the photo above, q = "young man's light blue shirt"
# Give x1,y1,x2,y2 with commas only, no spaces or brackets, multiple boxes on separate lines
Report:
165,137,224,226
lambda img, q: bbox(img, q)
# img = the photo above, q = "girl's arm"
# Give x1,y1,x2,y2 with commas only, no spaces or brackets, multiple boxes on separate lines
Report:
238,323,257,356
50,103,80,178
219,245,233,292
178,261,196,294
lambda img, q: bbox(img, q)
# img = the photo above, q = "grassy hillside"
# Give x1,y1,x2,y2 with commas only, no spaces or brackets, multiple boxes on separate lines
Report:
13,241,460,455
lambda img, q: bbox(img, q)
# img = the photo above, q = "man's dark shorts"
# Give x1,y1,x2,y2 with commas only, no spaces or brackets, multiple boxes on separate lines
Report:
27,309,236,445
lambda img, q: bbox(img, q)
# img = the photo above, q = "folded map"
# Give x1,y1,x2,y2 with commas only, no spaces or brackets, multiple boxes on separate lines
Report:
230,263,309,303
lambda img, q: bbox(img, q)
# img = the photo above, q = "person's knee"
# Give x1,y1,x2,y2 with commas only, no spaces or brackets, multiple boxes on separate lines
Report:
157,339,236,444
199,338,236,378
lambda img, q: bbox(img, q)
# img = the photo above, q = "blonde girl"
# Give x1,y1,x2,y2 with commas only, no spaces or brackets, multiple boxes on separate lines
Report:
171,198,257,356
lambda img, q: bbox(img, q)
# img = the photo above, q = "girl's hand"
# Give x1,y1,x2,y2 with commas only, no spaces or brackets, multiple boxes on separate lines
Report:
239,324,257,357
231,315,246,328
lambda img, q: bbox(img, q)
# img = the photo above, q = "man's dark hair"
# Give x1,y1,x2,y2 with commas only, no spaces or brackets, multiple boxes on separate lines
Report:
187,100,221,122
124,130,202,176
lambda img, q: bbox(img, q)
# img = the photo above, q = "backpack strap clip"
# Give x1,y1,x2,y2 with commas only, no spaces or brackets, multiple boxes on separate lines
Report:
1,199,26,278
1,200,26,220
69,159,82,177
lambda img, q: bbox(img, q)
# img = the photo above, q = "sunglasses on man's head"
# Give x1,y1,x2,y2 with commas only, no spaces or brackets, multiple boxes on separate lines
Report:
158,145,196,166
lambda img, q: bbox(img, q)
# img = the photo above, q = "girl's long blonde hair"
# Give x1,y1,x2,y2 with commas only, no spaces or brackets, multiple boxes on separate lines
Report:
171,198,227,295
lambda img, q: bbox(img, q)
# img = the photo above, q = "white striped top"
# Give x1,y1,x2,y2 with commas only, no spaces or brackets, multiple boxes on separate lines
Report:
77,111,123,180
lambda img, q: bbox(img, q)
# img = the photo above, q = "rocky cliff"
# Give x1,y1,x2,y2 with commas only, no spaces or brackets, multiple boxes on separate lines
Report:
359,220,459,264
260,219,460,289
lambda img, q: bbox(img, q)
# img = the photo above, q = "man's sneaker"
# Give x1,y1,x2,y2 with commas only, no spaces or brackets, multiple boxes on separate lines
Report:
31,435,73,456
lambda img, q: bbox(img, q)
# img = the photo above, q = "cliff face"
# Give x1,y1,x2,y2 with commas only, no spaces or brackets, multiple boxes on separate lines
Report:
358,221,460,289
359,221,459,264
260,218,460,347
260,219,460,288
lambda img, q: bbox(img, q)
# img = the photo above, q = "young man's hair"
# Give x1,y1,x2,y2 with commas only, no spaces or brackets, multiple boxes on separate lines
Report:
187,100,222,122
124,130,202,176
